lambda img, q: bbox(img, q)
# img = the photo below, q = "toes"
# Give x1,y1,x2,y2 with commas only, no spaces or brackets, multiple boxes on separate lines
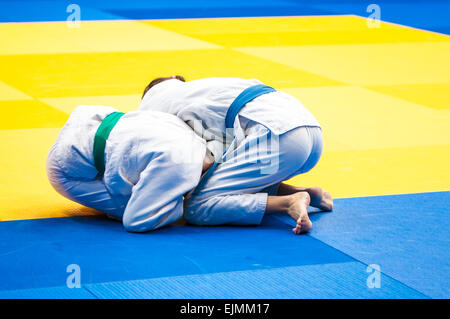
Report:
321,201,333,211
319,195,333,211
300,223,312,234
301,225,312,234
293,218,312,235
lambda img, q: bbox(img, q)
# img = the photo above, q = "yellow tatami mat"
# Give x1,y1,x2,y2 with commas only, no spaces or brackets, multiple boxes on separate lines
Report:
0,15,449,220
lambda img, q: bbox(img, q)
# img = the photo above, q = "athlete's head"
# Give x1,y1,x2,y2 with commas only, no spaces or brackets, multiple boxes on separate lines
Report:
142,75,186,99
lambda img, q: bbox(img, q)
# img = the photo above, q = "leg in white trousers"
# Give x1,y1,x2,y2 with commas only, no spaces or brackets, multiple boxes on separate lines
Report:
184,119,323,226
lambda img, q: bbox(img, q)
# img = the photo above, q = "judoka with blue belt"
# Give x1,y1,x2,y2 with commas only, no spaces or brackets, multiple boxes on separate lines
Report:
139,76,333,234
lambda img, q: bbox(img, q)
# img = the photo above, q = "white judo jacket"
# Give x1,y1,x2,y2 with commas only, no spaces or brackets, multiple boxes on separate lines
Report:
138,77,321,157
47,105,206,232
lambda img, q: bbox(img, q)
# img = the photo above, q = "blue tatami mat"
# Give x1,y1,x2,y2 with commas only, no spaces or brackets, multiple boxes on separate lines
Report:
278,191,450,299
0,192,447,298
2,262,424,299
85,262,426,299
0,286,95,299
0,0,333,22
0,214,350,292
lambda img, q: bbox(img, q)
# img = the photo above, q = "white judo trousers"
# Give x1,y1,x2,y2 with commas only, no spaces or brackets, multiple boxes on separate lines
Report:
46,105,206,232
138,77,323,225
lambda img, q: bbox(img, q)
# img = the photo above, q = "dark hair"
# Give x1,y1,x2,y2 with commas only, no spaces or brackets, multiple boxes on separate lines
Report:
142,75,186,99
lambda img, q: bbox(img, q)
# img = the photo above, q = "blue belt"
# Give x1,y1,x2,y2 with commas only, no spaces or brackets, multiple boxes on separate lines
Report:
194,84,276,193
225,84,275,128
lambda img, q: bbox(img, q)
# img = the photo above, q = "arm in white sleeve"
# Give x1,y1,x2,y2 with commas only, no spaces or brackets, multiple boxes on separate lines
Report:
184,193,268,226
122,154,200,233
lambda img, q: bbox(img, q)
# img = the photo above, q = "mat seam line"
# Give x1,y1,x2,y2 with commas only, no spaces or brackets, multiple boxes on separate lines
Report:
271,214,432,299
311,236,430,299
82,285,100,299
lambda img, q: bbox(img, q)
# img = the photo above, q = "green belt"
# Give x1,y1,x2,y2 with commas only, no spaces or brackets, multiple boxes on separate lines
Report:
93,112,125,175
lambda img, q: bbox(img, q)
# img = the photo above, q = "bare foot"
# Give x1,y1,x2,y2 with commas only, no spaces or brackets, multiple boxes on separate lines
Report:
287,192,312,235
305,186,333,211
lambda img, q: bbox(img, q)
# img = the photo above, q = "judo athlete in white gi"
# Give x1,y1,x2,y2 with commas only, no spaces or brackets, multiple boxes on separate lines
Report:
46,105,210,232
139,76,333,234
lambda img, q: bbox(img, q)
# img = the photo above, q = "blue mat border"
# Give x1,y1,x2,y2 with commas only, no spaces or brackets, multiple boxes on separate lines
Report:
0,0,448,35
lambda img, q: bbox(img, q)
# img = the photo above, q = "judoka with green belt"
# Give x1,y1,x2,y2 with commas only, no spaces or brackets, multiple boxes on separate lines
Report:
47,106,209,232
